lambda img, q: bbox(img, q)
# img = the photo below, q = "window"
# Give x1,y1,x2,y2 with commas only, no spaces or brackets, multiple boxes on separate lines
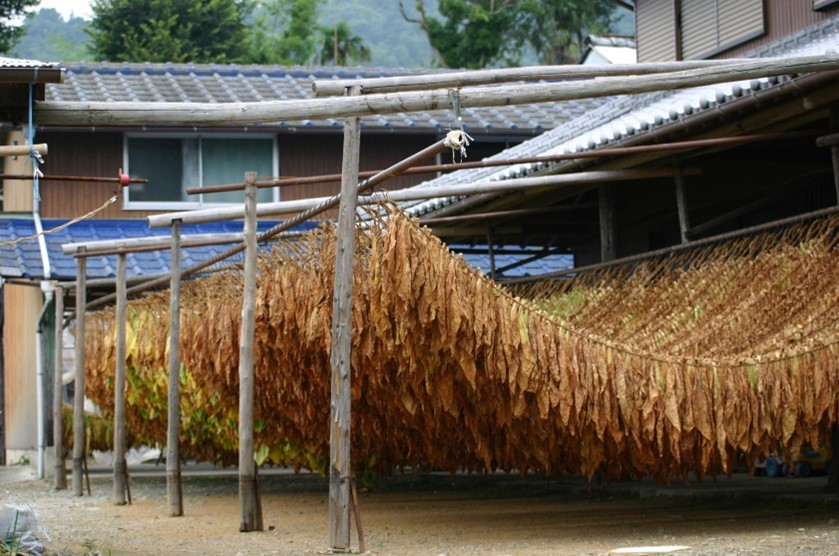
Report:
680,0,765,60
124,134,278,210
636,0,765,62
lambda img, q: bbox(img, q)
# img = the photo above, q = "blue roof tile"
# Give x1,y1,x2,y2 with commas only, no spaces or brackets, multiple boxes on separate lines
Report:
0,218,316,281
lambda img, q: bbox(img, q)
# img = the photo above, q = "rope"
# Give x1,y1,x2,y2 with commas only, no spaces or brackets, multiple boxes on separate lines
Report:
0,195,119,248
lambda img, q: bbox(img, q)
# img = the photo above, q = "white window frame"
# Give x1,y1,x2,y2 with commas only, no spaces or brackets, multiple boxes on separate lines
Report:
122,132,279,211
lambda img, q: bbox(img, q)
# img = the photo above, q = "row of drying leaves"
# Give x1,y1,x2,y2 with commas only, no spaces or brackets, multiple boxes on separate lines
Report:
84,206,839,482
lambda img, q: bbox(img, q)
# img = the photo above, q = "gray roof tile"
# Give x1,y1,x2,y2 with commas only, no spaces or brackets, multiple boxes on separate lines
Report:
47,63,610,133
403,15,839,217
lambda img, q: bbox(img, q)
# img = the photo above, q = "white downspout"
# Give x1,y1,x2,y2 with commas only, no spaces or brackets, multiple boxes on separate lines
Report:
36,282,53,479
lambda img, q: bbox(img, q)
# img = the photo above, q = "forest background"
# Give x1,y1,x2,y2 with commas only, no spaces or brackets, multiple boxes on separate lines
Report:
3,0,634,69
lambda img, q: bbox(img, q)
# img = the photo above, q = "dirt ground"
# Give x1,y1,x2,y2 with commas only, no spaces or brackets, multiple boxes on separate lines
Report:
3,465,839,556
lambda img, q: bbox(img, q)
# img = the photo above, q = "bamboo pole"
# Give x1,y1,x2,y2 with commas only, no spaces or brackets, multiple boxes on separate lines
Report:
238,173,263,532
0,173,146,184
419,204,596,224
0,143,47,158
166,220,184,517
329,87,361,551
72,251,86,496
502,204,839,285
150,167,701,227
113,253,128,505
63,231,305,258
34,56,839,127
187,129,821,194
53,285,67,490
312,59,764,96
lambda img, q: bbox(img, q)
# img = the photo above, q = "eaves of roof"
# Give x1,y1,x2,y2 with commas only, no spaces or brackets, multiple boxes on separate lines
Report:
403,15,839,217
0,56,64,83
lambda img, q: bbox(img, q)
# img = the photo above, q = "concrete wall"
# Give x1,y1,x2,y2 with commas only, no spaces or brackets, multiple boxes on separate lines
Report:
3,283,41,463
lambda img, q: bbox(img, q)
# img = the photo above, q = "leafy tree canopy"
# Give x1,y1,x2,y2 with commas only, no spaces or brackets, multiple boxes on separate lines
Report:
400,0,619,69
87,0,253,63
247,0,320,65
248,0,371,67
12,8,90,61
0,0,38,54
317,21,371,66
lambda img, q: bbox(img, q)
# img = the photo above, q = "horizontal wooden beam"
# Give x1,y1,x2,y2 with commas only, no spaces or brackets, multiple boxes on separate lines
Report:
187,130,815,195
148,167,700,228
0,143,47,158
35,56,839,127
312,59,763,96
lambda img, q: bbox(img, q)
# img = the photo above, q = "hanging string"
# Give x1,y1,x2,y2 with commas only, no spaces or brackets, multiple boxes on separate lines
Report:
445,89,473,161
0,195,119,248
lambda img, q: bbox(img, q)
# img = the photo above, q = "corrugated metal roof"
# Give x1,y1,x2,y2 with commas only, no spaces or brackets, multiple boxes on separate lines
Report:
404,15,839,217
0,218,316,281
46,63,610,133
0,56,61,70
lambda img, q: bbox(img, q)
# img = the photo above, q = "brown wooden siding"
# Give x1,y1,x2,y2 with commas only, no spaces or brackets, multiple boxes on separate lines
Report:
636,0,839,62
278,133,442,203
37,130,142,219
35,129,513,220
717,0,839,58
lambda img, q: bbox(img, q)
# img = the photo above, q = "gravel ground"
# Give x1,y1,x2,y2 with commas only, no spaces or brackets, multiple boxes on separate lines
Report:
2,464,839,556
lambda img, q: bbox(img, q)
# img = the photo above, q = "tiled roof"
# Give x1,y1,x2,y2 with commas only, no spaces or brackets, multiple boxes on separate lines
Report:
46,63,609,133
0,218,316,281
404,15,839,217
0,56,60,70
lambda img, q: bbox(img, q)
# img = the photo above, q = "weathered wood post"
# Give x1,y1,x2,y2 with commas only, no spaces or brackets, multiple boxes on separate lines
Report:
329,85,362,551
72,250,86,496
113,252,128,504
53,284,66,490
239,172,264,532
167,220,184,516
674,174,691,243
599,185,617,262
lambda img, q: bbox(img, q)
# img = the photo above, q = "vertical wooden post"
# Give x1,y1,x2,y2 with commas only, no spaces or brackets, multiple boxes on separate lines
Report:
829,108,839,204
674,174,691,243
113,253,128,504
486,224,497,281
167,220,184,517
53,284,66,490
72,250,86,496
239,172,263,532
329,85,362,551
599,184,617,262
828,424,839,492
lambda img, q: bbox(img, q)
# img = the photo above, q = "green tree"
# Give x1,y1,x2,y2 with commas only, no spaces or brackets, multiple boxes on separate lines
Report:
0,0,38,54
400,0,618,68
518,0,614,65
87,0,253,63
12,8,90,62
399,0,518,69
247,0,321,65
318,21,370,66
